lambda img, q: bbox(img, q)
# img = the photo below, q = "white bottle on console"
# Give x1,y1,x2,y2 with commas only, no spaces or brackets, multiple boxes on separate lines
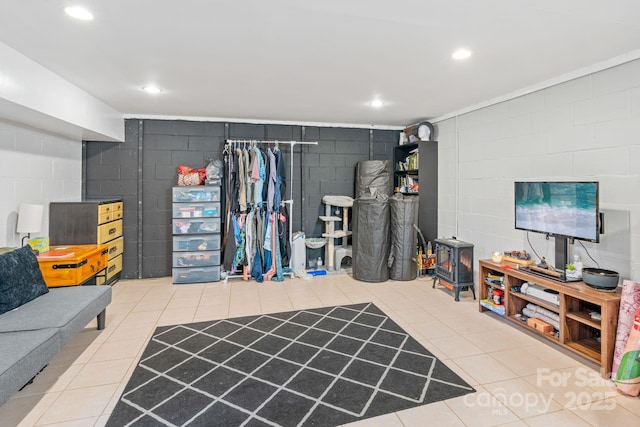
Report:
573,254,583,278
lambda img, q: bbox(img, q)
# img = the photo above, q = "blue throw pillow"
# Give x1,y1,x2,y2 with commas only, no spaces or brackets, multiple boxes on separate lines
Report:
0,245,49,315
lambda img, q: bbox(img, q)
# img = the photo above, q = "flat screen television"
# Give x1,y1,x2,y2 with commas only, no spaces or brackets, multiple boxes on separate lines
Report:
514,181,600,243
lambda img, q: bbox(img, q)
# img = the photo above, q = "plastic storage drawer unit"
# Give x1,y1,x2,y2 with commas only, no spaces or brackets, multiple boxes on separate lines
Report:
173,218,221,234
173,235,221,251
172,266,221,284
172,187,221,203
173,251,221,268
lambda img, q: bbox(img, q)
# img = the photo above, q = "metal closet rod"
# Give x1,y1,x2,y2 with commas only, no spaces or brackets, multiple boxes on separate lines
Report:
225,139,318,146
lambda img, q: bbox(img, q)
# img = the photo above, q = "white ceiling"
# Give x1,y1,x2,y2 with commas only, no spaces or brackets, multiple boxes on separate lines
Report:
1,0,640,128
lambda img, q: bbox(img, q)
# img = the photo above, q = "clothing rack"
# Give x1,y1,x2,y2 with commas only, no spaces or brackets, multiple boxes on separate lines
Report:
225,139,318,201
225,139,317,278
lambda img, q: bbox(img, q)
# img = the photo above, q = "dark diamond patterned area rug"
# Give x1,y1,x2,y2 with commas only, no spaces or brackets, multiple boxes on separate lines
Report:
107,303,475,426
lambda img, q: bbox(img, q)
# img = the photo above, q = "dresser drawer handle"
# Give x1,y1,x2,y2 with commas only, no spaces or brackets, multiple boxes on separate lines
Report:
109,246,117,254
109,228,116,235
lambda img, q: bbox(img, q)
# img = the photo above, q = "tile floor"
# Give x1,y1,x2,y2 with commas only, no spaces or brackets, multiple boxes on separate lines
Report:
1,274,639,426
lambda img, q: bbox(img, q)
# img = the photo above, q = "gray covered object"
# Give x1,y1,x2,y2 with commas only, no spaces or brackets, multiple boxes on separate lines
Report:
389,194,419,281
0,286,111,406
355,160,393,197
352,192,390,282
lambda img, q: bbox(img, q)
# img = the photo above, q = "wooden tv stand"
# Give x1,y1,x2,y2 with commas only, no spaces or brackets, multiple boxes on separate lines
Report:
478,259,621,378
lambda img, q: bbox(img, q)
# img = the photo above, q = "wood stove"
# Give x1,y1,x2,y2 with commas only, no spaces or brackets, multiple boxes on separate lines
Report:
432,238,476,301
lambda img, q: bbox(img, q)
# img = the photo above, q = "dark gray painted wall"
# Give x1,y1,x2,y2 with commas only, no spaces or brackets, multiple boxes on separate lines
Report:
85,119,398,279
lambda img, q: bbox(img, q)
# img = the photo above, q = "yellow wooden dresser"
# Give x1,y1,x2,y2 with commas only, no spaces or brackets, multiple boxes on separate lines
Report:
49,199,124,286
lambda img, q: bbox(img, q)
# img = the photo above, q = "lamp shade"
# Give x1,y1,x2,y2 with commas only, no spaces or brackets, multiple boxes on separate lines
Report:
16,203,44,234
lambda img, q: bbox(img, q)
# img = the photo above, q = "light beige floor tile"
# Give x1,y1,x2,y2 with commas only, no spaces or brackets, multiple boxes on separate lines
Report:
415,338,449,361
445,385,520,427
407,318,458,340
290,297,324,310
37,417,100,427
89,337,147,362
451,354,520,385
341,412,404,426
166,296,202,310
0,393,60,427
66,358,134,389
494,421,529,427
464,327,539,353
193,303,229,321
106,321,156,342
119,309,163,326
523,409,591,427
34,384,118,425
260,299,294,314
157,307,197,326
432,359,479,388
429,335,486,359
391,307,434,324
14,365,83,397
102,380,127,415
570,399,640,427
64,329,106,348
483,378,562,418
440,312,502,335
521,366,614,408
488,347,551,377
524,342,586,371
612,394,640,416
396,401,466,426
132,298,170,312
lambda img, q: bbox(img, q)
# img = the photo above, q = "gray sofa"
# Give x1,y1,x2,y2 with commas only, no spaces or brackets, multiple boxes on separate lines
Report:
0,247,112,407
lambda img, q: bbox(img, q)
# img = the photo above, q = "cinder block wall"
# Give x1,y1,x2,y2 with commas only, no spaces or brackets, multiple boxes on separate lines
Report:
0,121,82,247
85,119,397,279
436,58,640,281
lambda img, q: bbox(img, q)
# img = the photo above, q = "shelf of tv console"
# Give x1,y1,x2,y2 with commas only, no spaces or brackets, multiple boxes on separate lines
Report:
478,259,621,378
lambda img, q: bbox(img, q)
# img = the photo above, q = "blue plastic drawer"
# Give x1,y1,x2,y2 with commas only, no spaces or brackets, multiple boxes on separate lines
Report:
172,186,221,203
173,235,221,251
173,251,220,268
173,202,221,218
173,218,221,234
173,266,221,284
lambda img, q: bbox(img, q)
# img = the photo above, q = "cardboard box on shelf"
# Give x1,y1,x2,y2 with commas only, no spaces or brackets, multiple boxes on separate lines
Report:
526,317,554,334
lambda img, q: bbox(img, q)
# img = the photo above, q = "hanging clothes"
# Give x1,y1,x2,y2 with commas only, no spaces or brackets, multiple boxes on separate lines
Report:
278,204,290,267
251,146,265,208
262,148,270,203
232,214,247,273
245,210,256,276
228,149,239,214
274,147,286,209
223,148,238,271
243,148,251,210
266,148,277,213
236,148,246,212
222,141,294,282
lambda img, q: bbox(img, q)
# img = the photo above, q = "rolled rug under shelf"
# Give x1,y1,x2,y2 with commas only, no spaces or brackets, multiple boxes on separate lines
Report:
523,306,560,330
612,280,640,378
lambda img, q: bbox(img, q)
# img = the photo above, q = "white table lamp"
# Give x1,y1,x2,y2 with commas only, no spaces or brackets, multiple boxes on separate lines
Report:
17,203,44,246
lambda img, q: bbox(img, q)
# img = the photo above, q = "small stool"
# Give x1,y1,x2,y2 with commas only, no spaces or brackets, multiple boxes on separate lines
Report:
334,246,352,270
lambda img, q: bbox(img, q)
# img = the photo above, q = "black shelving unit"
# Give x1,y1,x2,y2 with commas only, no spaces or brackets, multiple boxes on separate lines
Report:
392,141,438,244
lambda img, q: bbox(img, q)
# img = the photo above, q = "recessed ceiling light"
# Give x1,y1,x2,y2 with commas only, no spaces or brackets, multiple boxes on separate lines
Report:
452,49,472,60
142,85,163,94
64,6,94,21
368,98,385,108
